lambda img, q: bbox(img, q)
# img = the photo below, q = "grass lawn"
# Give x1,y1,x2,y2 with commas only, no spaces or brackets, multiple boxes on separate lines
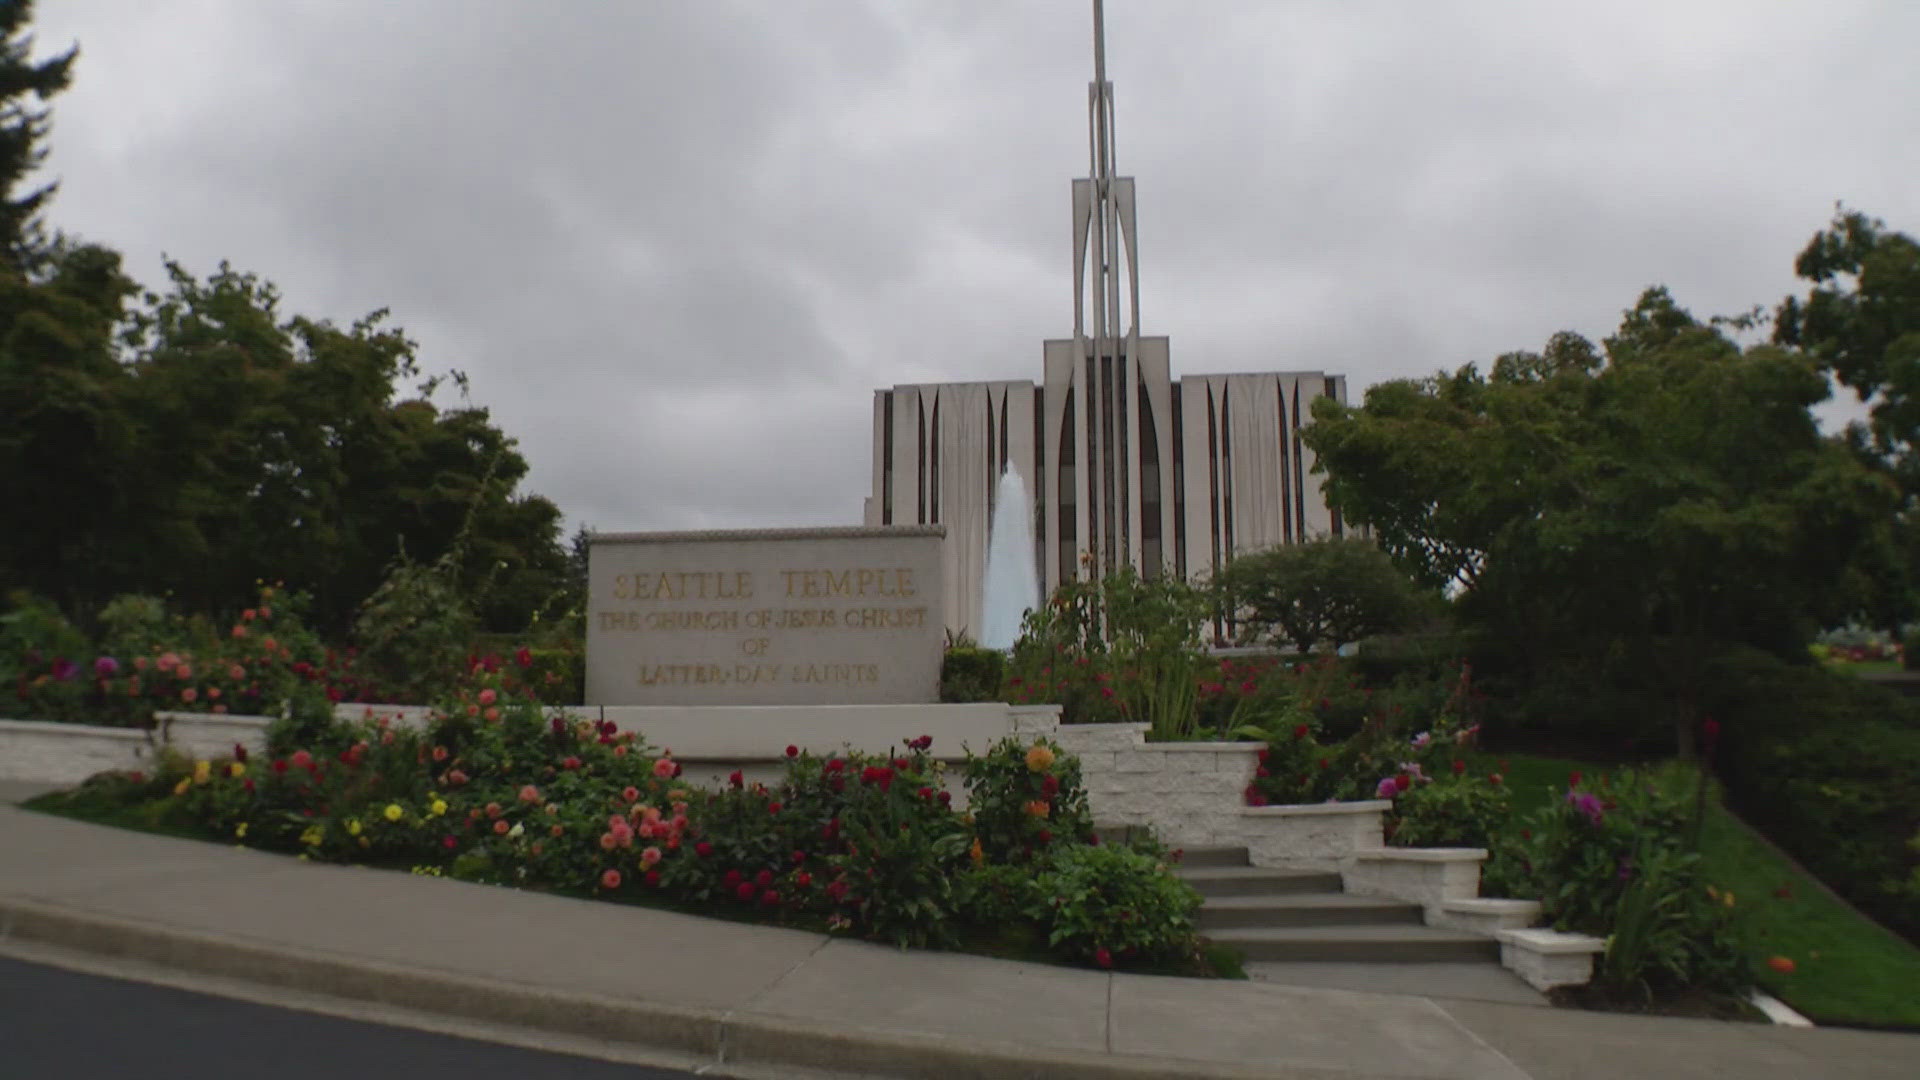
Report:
1471,751,1920,1030
1821,659,1905,676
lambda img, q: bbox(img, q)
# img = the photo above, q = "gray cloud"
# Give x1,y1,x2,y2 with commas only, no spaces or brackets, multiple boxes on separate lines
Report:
32,0,1919,532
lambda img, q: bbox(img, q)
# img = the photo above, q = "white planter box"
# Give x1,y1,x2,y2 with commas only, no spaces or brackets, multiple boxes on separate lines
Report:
1496,927,1605,991
1239,801,1390,871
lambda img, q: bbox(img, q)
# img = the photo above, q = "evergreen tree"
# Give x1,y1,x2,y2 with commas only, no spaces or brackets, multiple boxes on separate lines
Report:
0,0,77,269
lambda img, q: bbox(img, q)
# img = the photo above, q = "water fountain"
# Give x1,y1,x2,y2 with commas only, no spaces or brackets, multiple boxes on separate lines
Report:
979,469,1040,651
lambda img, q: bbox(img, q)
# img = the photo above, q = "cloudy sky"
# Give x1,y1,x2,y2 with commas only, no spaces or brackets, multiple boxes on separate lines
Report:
30,0,1920,534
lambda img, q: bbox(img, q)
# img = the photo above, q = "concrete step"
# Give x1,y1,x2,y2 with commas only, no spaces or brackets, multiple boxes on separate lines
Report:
1197,893,1424,930
1176,866,1344,898
1206,925,1501,963
1170,846,1249,868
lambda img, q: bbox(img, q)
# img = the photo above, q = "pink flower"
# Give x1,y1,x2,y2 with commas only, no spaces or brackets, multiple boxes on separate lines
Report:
599,832,617,851
622,785,640,803
228,663,245,681
601,869,622,890
518,784,541,804
652,758,676,779
176,664,193,680
157,652,179,672
231,625,247,639
483,707,500,722
181,687,199,703
93,656,120,677
478,688,497,706
1376,777,1399,799
640,846,662,866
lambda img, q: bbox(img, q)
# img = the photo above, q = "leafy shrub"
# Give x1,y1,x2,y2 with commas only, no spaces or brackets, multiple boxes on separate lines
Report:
1029,843,1201,967
351,552,478,704
962,736,1093,863
1482,765,1749,996
1008,566,1209,738
1388,773,1509,848
940,646,1006,702
1701,646,1920,943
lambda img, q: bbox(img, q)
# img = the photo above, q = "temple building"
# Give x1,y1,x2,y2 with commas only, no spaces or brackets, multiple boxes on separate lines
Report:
862,2,1351,637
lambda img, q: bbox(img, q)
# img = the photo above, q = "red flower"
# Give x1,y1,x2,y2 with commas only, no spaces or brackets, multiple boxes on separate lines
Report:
1293,724,1310,740
1257,749,1270,764
695,841,714,857
1452,759,1466,776
767,801,783,815
562,756,582,771
515,647,533,668
785,744,799,758
735,882,756,902
917,786,934,801
794,871,812,889
272,759,288,774
791,849,807,865
907,734,933,751
729,770,744,788
1036,829,1052,844
1094,948,1113,969
644,870,661,887
1255,767,1270,778
937,791,952,806
443,836,458,850
290,750,312,769
1244,785,1268,806
760,889,780,907
1394,774,1412,793
723,869,743,888
825,758,846,773
892,757,910,771
1568,771,1583,789
232,743,249,763
755,869,774,888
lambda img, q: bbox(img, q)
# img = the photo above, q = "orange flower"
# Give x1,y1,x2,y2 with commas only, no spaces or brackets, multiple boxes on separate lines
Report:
1024,743,1056,772
1024,800,1051,819
1767,956,1796,974
969,837,984,866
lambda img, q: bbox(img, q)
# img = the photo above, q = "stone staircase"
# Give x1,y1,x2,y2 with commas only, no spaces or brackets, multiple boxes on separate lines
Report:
1177,845,1545,1004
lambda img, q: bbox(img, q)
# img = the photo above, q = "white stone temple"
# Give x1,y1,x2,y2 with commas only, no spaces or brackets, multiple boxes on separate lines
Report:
862,1,1352,638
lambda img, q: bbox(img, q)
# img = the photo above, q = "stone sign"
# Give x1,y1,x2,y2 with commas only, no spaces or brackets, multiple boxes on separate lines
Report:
586,526,947,706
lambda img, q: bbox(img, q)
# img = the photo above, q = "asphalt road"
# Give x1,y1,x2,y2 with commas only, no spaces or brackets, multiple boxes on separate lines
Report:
0,955,702,1080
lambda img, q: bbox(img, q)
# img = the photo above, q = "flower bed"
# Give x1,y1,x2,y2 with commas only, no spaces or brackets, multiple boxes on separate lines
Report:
32,671,1214,975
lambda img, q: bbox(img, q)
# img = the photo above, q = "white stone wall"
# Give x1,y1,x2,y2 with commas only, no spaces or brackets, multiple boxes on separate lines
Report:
155,712,274,761
1344,849,1487,910
0,719,153,783
1239,802,1389,871
1049,723,1264,849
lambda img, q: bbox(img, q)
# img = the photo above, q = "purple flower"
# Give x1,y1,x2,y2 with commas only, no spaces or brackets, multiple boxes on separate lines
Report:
1566,790,1605,826
49,657,78,682
93,656,120,677
1375,776,1399,799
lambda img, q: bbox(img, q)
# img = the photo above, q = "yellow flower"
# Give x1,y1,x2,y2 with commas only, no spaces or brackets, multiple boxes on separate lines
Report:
384,803,404,822
235,822,248,839
173,777,192,796
347,819,363,836
301,825,324,847
192,760,212,785
228,761,246,778
1723,891,1736,908
1024,743,1056,773
429,799,448,817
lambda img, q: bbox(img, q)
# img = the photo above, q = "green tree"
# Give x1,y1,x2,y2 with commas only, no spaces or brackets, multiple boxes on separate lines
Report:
0,0,76,268
1213,537,1426,654
1775,208,1920,488
1306,288,1907,753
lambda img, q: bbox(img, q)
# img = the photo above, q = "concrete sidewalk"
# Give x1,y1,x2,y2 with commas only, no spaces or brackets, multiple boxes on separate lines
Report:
0,788,1914,1080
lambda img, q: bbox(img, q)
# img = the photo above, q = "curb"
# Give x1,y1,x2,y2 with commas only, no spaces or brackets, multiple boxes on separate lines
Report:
0,897,1343,1080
